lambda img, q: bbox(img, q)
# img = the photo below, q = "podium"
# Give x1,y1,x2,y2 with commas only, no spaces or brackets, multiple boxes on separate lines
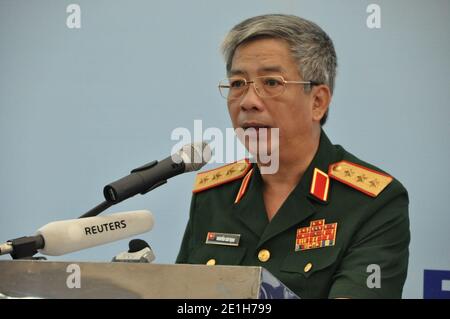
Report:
0,260,298,299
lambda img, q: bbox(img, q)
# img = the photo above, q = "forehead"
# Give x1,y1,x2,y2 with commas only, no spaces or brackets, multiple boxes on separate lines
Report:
230,38,298,76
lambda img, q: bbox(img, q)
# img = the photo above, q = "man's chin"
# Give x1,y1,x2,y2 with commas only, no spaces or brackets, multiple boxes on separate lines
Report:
235,126,280,163
245,140,271,156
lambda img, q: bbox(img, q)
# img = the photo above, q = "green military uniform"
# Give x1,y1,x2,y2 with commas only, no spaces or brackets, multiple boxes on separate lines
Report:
176,130,410,298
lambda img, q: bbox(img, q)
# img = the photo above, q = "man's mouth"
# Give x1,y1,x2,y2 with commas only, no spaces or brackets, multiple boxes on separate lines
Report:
241,122,272,131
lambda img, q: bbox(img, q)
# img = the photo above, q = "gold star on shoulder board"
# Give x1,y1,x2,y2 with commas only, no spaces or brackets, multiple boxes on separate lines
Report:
344,168,354,177
369,179,380,187
212,172,222,180
356,174,368,183
226,167,236,175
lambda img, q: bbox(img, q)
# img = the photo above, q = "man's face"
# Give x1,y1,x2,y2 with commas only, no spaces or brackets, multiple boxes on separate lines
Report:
227,38,321,159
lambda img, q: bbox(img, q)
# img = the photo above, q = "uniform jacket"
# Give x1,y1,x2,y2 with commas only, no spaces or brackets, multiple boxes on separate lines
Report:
176,130,410,298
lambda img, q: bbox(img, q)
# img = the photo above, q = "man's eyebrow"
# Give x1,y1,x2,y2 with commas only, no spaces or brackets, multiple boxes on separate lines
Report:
259,66,287,73
228,66,287,77
228,69,245,77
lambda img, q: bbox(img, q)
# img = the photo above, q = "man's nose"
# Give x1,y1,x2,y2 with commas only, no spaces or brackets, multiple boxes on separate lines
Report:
239,83,264,111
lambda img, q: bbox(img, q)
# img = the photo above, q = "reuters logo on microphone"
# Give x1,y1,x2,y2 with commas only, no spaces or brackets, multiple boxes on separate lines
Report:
84,220,127,236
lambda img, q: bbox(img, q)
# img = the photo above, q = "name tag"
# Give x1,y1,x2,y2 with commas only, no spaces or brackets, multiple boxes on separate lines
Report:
205,232,241,247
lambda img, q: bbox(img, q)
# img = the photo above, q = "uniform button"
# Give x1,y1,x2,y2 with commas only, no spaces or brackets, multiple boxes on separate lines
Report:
304,262,313,273
206,259,216,266
333,164,342,172
258,249,271,262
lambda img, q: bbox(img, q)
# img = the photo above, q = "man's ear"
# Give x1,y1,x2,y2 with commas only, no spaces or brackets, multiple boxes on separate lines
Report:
311,85,331,122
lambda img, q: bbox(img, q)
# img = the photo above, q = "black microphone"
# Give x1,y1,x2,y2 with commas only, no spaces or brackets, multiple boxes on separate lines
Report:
112,239,155,263
103,142,211,204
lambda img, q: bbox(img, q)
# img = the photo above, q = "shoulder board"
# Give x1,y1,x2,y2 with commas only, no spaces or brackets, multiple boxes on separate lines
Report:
328,160,393,197
193,159,252,194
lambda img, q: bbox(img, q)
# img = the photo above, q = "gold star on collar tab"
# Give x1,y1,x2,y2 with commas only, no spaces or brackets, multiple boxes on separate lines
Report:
193,159,252,194
328,160,393,197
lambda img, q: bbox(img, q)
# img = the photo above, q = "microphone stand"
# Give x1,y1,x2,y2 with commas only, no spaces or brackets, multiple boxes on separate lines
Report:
1,235,46,260
79,201,112,218
4,154,181,259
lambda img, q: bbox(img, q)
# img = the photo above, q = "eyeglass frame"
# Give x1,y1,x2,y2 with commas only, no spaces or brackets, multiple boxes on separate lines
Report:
218,75,322,100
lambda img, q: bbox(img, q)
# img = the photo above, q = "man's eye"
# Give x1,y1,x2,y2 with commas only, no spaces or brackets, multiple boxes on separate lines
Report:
230,80,246,88
264,78,282,87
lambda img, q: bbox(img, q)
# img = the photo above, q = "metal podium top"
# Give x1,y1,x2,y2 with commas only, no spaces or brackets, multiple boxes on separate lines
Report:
0,260,273,299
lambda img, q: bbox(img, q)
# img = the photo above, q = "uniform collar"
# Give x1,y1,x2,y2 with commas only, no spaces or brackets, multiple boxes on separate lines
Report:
256,130,341,246
232,129,341,244
231,164,268,238
301,129,341,205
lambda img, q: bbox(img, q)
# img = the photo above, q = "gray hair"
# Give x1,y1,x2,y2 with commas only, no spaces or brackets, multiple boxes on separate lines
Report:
221,14,337,125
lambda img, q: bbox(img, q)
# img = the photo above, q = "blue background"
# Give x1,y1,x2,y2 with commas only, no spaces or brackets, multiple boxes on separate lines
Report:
1,0,449,298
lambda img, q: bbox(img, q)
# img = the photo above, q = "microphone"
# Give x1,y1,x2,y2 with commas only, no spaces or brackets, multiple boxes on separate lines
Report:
112,239,155,263
103,142,211,204
0,210,154,258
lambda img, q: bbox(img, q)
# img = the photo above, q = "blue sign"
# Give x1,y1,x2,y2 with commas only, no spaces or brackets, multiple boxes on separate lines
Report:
424,269,450,299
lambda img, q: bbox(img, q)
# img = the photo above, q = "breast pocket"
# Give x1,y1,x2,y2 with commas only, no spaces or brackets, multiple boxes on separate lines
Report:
281,247,341,277
279,247,342,298
189,245,247,266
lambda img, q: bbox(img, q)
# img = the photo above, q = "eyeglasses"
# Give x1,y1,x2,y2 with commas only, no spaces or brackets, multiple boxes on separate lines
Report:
218,75,320,100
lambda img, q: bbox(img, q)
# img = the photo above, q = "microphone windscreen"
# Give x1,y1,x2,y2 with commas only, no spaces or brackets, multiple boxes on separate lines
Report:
180,142,212,172
36,210,154,256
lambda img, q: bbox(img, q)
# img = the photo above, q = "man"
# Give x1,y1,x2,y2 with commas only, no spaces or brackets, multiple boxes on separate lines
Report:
176,14,410,299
